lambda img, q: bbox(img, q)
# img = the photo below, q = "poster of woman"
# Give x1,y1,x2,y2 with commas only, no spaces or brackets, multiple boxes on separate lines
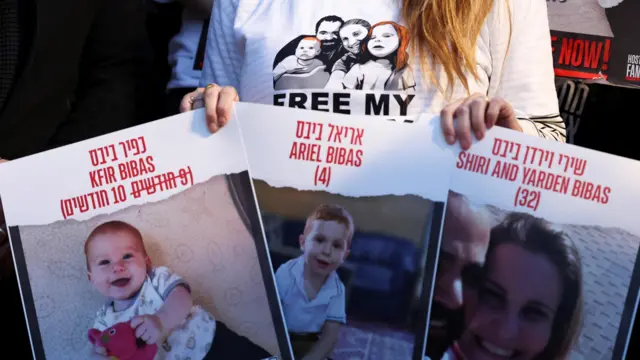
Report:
423,122,640,360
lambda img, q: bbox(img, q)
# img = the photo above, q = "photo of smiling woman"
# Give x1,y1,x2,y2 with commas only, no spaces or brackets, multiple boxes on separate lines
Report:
453,212,584,360
424,192,640,360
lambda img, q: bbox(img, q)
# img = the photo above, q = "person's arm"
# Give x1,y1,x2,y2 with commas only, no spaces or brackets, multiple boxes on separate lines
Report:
198,0,244,89
131,267,194,342
155,285,193,331
46,0,148,149
303,282,346,360
302,321,341,360
151,266,193,332
487,0,567,142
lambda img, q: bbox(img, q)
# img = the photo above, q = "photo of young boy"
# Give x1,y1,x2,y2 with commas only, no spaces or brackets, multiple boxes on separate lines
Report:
253,180,444,360
85,220,215,359
274,204,352,359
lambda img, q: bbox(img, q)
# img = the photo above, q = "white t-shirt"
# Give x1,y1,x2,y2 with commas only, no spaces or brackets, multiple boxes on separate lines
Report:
275,256,346,333
92,266,216,360
199,0,566,142
154,0,207,90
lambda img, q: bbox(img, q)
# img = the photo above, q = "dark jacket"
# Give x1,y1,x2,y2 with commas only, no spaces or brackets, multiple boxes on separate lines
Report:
0,0,148,160
0,0,149,356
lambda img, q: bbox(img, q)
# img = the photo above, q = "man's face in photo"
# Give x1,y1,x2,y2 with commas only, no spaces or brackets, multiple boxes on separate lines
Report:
316,20,342,52
426,194,490,358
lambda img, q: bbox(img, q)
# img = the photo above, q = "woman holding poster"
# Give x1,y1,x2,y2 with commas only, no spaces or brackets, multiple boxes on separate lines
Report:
180,0,566,149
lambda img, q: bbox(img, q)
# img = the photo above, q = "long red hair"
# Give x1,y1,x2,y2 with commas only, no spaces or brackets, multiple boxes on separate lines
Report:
402,0,511,98
363,21,411,70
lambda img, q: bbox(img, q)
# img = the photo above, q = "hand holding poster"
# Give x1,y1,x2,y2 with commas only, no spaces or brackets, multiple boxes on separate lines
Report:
424,123,640,360
0,111,292,360
236,102,453,360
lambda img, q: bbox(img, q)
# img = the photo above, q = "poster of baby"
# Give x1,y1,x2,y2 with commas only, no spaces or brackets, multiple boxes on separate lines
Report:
234,102,453,360
423,124,640,360
0,111,292,360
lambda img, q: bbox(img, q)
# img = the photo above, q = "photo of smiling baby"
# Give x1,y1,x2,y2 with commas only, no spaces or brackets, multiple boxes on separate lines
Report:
4,173,293,360
85,220,215,359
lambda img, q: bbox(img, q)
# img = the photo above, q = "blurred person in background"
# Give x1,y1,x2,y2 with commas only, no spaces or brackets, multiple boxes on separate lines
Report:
0,0,149,162
0,0,148,355
152,0,213,116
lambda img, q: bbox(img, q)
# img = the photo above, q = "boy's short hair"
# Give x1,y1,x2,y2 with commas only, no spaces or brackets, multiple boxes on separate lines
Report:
303,204,355,247
84,220,147,270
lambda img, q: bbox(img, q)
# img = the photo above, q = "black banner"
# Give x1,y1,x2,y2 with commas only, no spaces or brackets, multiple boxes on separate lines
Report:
548,0,640,87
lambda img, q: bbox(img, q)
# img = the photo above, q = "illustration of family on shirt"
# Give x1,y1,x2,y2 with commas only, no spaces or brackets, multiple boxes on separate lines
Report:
274,204,353,360
272,16,417,92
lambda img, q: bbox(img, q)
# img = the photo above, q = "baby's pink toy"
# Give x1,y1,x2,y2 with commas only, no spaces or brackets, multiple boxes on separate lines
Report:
88,321,157,360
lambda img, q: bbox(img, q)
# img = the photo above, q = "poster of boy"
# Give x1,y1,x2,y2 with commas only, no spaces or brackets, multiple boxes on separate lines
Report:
235,103,454,359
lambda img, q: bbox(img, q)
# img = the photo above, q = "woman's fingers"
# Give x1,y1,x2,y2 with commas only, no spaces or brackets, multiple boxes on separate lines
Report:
177,84,239,134
440,98,465,145
469,95,488,140
203,84,222,133
179,88,204,113
454,104,472,150
485,98,502,129
216,86,240,129
455,94,488,150
442,94,492,150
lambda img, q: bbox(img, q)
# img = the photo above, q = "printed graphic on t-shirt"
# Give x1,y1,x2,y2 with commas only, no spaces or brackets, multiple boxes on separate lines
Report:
272,16,416,91
271,16,419,122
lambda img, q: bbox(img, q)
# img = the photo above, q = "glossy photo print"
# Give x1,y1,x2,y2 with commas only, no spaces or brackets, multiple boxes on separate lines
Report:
234,102,454,359
423,125,640,360
0,111,292,360
255,181,445,359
